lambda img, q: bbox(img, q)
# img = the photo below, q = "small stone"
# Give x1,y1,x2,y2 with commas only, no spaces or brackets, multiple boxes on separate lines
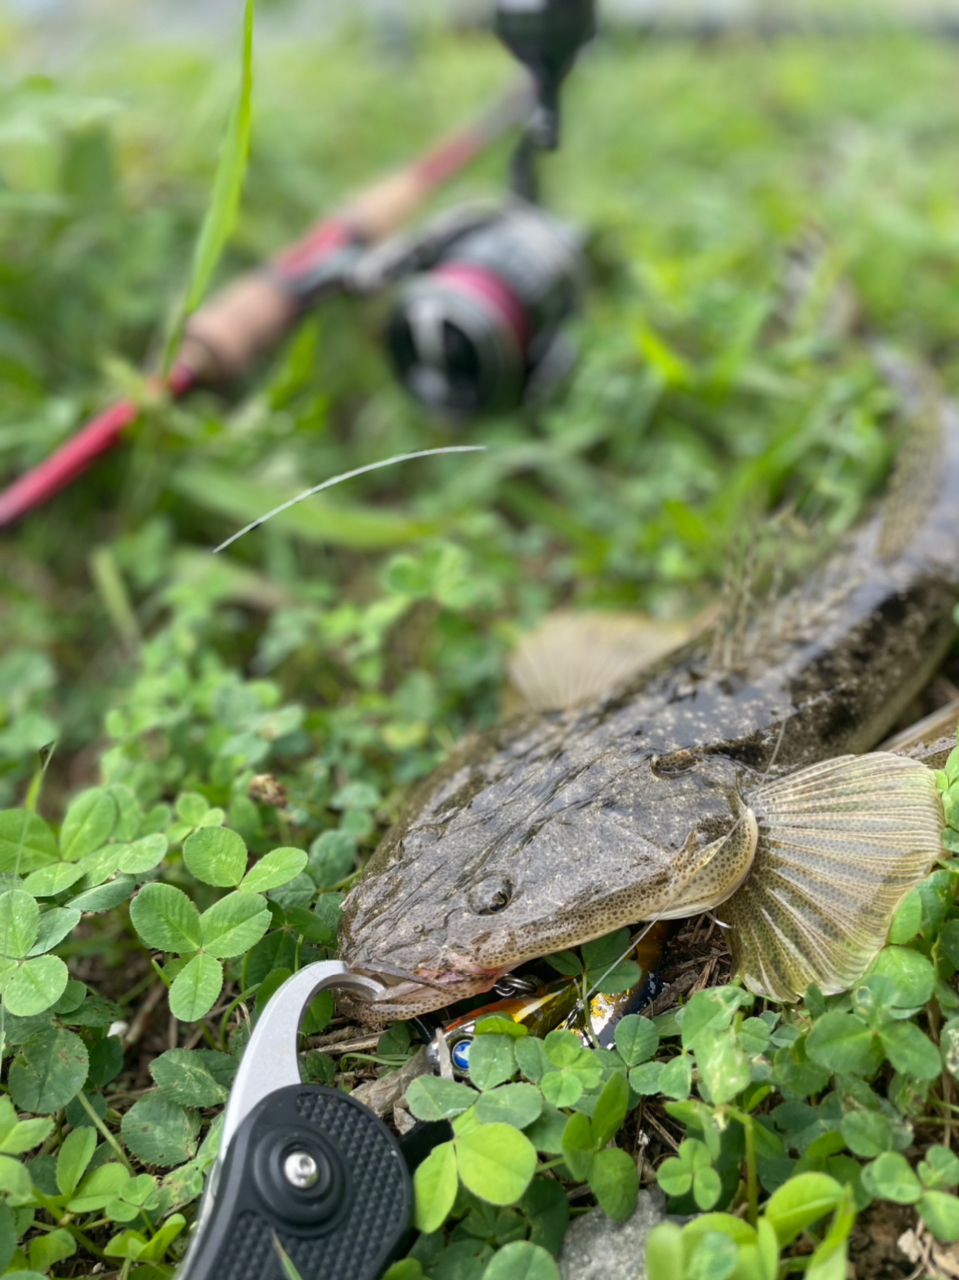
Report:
248,774,287,807
393,1104,416,1136
352,1046,431,1118
558,1189,667,1280
896,1228,922,1265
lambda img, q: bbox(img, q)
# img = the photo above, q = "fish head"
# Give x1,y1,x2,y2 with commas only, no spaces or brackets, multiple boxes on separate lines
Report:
338,719,760,1021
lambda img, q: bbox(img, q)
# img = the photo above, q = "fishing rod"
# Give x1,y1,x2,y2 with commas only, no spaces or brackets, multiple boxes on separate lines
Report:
0,0,596,531
0,85,527,529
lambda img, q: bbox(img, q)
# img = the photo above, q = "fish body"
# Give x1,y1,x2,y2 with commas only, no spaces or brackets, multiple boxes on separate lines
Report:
340,381,959,1019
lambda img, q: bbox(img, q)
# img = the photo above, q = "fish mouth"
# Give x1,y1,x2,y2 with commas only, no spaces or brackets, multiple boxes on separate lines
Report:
345,954,512,1019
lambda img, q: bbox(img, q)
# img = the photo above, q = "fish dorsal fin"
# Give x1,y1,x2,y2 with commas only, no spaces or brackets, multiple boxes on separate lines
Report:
877,400,946,564
871,347,951,564
504,611,693,715
894,735,957,772
765,222,858,343
721,753,943,1002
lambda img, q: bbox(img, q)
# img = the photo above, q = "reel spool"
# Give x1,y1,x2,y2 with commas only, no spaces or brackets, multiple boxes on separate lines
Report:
384,202,582,415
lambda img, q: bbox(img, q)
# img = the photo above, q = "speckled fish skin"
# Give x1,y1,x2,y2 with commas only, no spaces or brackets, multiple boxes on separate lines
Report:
339,390,959,1021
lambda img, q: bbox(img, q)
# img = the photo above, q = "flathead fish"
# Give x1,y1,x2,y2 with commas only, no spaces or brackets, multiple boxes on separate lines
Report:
339,367,959,1018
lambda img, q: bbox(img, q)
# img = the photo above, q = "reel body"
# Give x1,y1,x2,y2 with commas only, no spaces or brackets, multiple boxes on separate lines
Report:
379,0,596,416
383,201,583,415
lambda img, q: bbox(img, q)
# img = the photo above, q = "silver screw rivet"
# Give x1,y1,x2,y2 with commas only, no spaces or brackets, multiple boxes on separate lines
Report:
283,1151,319,1189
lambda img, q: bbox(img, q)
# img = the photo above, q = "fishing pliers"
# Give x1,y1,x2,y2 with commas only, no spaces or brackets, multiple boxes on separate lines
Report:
176,960,427,1280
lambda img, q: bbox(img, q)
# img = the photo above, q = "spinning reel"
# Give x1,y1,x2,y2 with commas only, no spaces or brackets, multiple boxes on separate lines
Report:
380,0,595,416
361,198,583,416
0,0,596,523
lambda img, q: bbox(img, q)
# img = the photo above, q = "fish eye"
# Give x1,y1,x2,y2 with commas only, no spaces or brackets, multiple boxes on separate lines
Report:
651,750,701,778
469,878,513,915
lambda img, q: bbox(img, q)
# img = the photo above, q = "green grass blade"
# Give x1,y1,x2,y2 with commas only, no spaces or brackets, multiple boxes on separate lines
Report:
185,0,255,312
162,0,255,370
271,1231,305,1280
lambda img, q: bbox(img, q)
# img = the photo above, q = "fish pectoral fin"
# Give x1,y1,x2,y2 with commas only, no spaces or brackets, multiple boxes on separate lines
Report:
504,611,695,715
724,753,944,1003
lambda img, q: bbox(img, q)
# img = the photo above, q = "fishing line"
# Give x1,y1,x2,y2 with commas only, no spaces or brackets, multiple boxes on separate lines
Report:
759,716,788,786
580,915,666,1007
212,446,486,553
